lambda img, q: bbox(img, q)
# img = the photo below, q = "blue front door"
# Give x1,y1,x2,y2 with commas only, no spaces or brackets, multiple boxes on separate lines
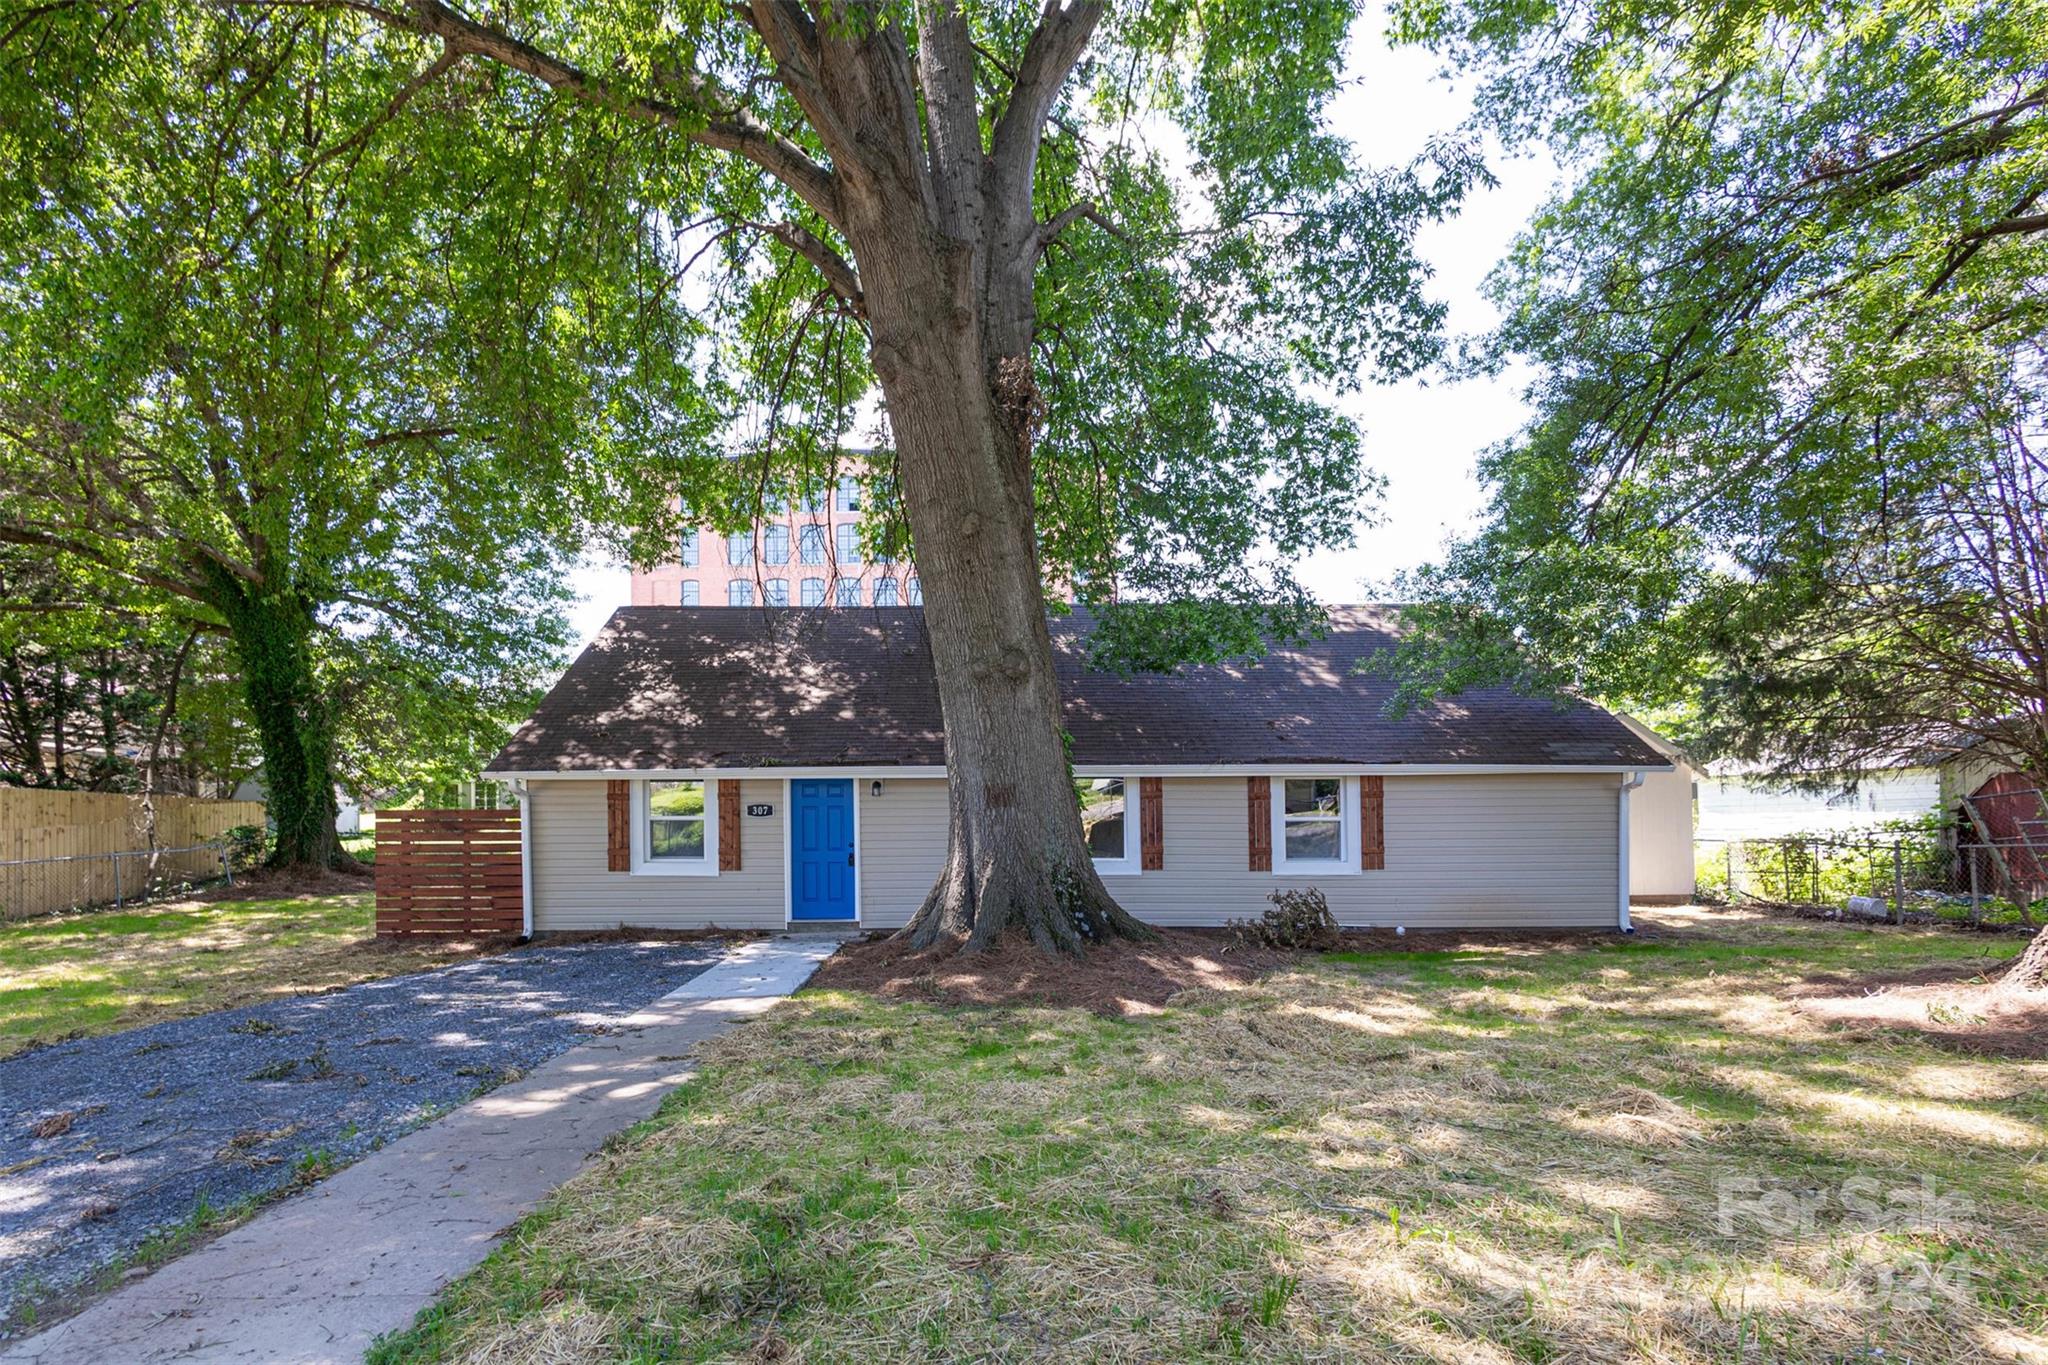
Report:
790,779,856,921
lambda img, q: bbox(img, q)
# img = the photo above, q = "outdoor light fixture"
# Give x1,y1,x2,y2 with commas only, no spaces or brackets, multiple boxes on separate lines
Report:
871,780,884,797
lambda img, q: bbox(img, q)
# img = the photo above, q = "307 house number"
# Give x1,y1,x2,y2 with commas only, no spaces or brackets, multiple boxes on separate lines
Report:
746,803,774,817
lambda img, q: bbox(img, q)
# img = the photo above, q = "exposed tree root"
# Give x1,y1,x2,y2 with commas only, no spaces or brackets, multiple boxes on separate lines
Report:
1998,924,2048,994
901,835,1153,955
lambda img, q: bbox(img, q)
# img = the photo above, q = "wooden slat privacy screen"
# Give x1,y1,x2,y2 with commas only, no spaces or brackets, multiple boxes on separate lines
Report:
1246,776,1272,871
1139,776,1164,870
1359,775,1386,871
375,808,523,937
718,780,742,871
606,780,631,872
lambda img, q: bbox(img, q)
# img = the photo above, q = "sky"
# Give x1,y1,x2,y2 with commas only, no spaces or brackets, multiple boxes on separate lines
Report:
561,10,1558,650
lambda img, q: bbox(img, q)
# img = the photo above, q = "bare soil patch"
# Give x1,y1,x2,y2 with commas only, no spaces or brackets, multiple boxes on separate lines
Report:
1792,958,2048,1058
535,925,765,947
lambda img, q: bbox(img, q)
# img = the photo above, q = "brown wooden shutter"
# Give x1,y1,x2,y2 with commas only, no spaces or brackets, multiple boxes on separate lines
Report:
1247,776,1272,871
1140,776,1164,870
1359,775,1385,871
718,780,742,871
606,780,631,872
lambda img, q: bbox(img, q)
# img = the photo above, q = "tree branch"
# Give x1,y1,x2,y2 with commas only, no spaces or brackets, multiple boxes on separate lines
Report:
1034,198,1123,252
293,40,466,191
0,527,209,604
1959,211,2048,242
916,0,984,237
392,0,844,229
990,1,1103,210
743,0,862,188
759,221,864,312
359,426,460,450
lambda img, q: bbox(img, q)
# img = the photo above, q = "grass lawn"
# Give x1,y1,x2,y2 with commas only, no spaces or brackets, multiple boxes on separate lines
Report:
371,909,2046,1364
0,887,496,1058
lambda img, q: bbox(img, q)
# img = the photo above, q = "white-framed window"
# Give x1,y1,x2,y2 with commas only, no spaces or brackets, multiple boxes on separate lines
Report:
836,475,861,512
763,525,790,565
679,579,699,606
678,529,698,567
873,576,900,606
798,523,825,564
835,523,860,564
906,575,922,605
799,484,825,515
800,577,825,606
764,578,790,607
835,576,861,606
728,580,754,606
1076,775,1141,876
633,778,718,875
1273,776,1357,874
727,531,753,566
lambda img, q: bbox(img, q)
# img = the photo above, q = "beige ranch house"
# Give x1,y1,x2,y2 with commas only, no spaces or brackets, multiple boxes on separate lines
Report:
484,606,1672,935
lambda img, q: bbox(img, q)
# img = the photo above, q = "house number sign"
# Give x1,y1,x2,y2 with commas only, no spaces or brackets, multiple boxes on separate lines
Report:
746,803,774,817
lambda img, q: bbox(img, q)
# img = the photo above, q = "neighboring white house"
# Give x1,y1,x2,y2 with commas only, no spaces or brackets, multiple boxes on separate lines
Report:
231,774,369,835
1694,764,1942,839
484,606,1674,935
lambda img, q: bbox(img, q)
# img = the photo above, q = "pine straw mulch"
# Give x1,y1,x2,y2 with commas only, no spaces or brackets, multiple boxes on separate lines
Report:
807,922,1710,1015
1790,957,2048,1059
805,929,1283,1014
181,859,375,903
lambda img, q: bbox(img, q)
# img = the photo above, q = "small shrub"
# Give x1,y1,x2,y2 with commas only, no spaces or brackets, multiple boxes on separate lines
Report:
223,824,267,871
1228,886,1341,951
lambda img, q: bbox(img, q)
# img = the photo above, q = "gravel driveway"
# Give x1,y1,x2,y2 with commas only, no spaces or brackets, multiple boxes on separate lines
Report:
0,937,726,1330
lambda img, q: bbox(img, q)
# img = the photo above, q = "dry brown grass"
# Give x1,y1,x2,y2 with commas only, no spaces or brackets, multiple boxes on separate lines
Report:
370,908,2047,1364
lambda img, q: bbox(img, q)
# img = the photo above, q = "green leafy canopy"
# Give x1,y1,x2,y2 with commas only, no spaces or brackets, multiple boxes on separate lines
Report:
1383,0,2048,774
0,3,730,802
588,0,1487,661
3,0,1494,742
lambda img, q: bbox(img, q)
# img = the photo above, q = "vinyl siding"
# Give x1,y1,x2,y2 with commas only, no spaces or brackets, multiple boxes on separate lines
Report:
1112,774,1620,928
1629,763,1697,901
527,771,1621,931
527,778,785,930
858,778,948,929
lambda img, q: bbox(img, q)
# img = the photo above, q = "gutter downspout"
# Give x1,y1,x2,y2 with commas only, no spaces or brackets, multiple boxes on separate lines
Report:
1618,770,1646,933
511,778,533,939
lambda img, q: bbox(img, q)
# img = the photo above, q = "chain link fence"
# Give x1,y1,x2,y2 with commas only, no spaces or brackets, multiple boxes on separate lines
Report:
1695,831,2045,928
0,841,237,920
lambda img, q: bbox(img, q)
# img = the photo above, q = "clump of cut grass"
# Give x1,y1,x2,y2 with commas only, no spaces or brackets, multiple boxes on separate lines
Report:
369,908,2046,1363
1227,887,1344,952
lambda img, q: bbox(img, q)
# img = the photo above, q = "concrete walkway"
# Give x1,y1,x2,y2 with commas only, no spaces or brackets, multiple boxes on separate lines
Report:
1,935,841,1365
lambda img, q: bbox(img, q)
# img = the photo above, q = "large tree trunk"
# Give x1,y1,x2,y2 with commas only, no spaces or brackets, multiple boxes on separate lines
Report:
213,584,349,871
2001,925,2048,995
864,235,1149,953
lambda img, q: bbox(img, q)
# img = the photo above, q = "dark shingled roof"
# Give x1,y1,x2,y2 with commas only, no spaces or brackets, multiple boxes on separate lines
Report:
486,606,1669,773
